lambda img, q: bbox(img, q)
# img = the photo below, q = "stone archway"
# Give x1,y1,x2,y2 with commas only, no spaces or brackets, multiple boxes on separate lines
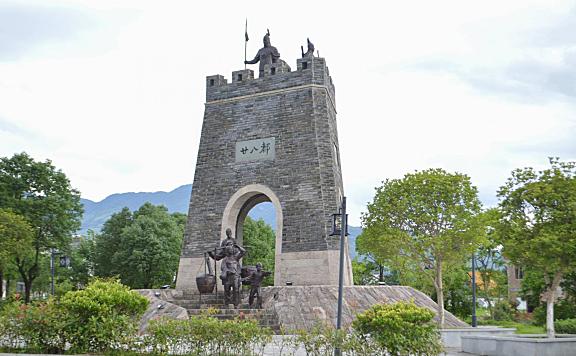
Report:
221,184,283,285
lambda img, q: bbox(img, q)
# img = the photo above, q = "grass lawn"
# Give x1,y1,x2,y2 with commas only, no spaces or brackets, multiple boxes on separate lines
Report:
477,320,546,334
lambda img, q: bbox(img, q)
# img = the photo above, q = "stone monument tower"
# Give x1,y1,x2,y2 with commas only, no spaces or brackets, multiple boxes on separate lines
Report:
176,36,352,291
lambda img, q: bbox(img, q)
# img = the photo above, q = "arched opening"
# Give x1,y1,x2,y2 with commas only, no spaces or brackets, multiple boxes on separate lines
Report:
239,200,276,285
221,184,282,286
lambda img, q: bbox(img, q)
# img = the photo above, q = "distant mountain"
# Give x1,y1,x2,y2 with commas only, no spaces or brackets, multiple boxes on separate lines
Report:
80,184,193,234
79,184,362,258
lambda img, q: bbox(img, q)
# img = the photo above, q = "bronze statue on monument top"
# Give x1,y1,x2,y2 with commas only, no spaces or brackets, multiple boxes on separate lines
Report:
301,38,315,58
244,29,281,77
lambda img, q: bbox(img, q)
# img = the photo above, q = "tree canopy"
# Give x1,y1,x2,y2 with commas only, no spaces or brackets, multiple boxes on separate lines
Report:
93,203,185,289
360,168,483,326
0,152,83,302
0,209,35,298
498,157,576,337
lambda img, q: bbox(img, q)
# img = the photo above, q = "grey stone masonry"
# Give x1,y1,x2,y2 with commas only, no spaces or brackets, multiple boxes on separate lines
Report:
178,55,349,288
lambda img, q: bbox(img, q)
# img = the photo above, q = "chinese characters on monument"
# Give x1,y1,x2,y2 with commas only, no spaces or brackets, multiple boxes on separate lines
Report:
235,137,275,162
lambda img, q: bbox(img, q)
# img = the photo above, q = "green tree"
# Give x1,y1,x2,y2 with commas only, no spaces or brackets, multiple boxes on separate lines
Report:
442,264,474,320
242,216,275,286
360,168,482,326
475,208,507,318
351,256,398,286
93,203,183,288
497,158,576,338
54,234,95,292
93,208,133,277
0,210,35,299
0,153,82,303
352,258,378,285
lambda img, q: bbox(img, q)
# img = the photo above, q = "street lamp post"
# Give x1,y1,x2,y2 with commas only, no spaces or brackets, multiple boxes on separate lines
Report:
330,196,348,356
471,252,477,327
50,248,56,296
50,249,70,296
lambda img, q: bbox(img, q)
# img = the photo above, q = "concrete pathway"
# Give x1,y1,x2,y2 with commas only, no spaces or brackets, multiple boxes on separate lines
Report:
0,339,478,356
260,335,477,355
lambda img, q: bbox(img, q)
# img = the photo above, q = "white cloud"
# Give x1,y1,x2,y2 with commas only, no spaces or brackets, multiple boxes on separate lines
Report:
1,0,575,226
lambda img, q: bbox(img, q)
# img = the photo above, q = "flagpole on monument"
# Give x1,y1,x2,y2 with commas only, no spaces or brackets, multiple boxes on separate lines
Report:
244,18,248,70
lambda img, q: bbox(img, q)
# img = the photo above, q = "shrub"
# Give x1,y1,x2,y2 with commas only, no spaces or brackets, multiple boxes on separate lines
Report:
293,323,348,356
0,299,69,353
555,318,576,335
59,278,148,353
0,279,148,354
533,300,576,326
493,301,515,321
352,301,443,356
144,315,273,355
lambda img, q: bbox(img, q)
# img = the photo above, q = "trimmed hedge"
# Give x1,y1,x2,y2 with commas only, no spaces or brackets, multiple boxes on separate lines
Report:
555,318,576,335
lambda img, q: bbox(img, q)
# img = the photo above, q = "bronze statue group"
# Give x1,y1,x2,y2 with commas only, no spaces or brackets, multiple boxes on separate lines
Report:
207,228,271,309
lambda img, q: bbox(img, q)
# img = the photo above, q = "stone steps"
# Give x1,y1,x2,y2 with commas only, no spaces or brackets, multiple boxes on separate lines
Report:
168,292,281,333
185,307,281,333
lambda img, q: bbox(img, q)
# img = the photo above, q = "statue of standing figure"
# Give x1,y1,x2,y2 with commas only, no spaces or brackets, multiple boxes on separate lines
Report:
220,244,246,308
244,29,281,77
207,228,237,261
245,262,271,309
206,228,245,308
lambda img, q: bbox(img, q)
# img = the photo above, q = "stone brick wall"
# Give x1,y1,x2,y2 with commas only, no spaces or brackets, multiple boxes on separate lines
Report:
178,56,350,288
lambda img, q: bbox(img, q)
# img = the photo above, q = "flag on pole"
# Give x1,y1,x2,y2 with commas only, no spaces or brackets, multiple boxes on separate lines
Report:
245,19,249,42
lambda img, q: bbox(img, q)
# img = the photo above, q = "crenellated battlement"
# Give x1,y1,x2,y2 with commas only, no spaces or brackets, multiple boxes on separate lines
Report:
205,56,335,105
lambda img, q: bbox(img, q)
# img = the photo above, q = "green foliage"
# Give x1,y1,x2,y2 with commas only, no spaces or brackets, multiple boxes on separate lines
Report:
0,279,148,354
0,152,83,302
144,315,273,355
352,301,443,356
68,235,96,289
94,207,133,277
498,158,576,275
94,203,184,289
352,256,397,286
555,318,576,334
0,210,34,262
533,300,576,325
441,265,473,320
58,278,148,353
474,209,508,317
352,258,377,285
293,324,349,356
519,268,546,311
498,158,576,336
243,216,275,286
474,319,545,334
360,168,483,326
0,299,67,353
492,301,515,321
0,210,35,298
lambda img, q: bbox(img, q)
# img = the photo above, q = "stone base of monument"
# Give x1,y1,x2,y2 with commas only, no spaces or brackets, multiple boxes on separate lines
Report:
139,285,472,337
137,290,189,333
260,285,468,331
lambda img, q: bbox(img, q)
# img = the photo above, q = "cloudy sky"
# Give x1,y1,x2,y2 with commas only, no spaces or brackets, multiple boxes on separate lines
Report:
1,0,575,225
